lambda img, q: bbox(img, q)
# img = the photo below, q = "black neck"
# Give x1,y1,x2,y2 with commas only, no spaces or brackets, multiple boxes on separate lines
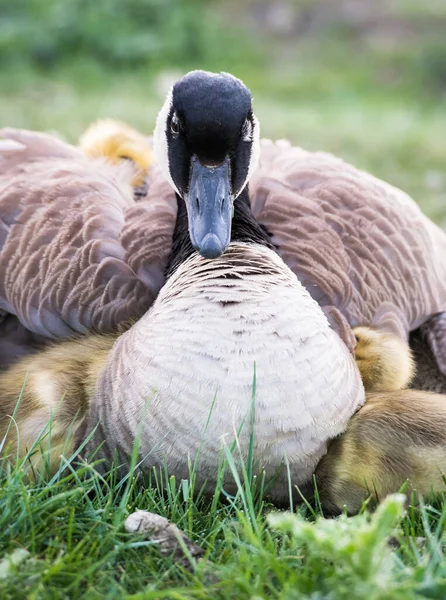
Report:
166,187,274,277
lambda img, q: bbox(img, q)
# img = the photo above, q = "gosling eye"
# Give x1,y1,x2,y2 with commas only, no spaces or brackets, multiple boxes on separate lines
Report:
117,155,132,161
171,113,181,137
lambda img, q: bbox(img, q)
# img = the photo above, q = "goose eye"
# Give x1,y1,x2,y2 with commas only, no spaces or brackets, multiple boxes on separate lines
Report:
171,114,180,136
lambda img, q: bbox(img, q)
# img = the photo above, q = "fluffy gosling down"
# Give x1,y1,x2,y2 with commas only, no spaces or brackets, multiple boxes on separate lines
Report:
315,390,446,514
79,118,153,191
353,326,415,391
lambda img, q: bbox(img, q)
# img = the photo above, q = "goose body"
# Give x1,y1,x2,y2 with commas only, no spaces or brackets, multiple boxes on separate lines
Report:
0,72,366,498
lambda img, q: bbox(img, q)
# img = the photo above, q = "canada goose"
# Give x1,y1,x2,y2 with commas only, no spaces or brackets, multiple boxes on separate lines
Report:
0,71,445,509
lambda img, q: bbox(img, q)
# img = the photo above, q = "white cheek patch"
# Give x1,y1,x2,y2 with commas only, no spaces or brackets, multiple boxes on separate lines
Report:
153,87,181,196
242,119,253,142
235,113,260,199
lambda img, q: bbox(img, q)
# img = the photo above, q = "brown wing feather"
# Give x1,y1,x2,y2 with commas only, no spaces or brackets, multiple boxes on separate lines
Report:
0,130,175,345
250,140,446,342
0,127,82,166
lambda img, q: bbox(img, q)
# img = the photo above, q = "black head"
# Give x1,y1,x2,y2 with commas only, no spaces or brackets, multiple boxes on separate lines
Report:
153,70,260,258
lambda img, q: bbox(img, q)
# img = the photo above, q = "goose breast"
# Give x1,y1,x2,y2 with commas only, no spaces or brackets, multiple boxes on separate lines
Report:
80,243,364,501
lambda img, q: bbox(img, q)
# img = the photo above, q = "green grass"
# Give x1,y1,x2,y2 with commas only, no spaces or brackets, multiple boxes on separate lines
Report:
2,446,446,599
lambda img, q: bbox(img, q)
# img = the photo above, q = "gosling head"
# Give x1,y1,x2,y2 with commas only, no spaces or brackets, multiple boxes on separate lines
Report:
79,119,153,189
153,70,260,259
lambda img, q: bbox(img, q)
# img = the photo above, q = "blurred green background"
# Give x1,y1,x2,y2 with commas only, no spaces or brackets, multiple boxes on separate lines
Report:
1,0,445,225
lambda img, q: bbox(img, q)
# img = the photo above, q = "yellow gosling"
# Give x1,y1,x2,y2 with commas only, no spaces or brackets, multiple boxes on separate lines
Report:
353,326,415,392
0,334,115,474
315,390,446,514
79,119,153,187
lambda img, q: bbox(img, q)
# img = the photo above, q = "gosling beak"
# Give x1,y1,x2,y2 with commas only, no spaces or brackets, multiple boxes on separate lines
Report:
134,181,149,199
186,156,233,259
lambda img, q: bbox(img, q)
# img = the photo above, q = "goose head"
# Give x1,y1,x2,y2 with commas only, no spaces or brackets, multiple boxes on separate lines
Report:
153,70,260,259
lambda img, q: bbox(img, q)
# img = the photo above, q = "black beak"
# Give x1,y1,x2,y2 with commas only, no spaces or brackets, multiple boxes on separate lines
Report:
186,156,233,259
